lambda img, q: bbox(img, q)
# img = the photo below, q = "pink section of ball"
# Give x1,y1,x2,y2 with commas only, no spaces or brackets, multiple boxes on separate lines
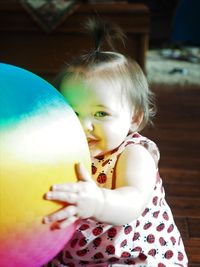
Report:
0,222,76,267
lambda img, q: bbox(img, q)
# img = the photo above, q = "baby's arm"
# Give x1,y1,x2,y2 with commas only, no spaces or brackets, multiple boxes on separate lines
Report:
98,144,156,225
44,144,156,227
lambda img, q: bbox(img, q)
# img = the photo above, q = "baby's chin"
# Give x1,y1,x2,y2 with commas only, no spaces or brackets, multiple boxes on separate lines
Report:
89,147,106,159
91,147,118,160
90,150,104,159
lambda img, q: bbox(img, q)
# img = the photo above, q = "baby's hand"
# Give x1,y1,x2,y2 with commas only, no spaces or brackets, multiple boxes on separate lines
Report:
43,163,104,228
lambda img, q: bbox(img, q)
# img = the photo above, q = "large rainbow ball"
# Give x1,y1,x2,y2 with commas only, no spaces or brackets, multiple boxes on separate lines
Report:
0,63,91,267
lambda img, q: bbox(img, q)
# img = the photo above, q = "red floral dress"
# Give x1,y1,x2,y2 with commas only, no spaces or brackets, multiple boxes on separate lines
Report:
47,133,188,267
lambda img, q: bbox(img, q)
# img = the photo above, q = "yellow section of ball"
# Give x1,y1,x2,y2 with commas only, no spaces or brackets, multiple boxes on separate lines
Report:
0,108,91,230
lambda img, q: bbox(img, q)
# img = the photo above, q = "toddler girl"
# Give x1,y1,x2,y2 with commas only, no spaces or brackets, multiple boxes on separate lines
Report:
44,20,188,267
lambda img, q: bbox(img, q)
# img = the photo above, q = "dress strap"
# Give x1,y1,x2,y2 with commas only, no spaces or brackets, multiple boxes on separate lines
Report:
115,132,160,168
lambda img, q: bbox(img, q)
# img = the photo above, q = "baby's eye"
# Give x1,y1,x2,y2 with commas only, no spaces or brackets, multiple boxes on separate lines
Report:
75,111,79,117
94,111,109,118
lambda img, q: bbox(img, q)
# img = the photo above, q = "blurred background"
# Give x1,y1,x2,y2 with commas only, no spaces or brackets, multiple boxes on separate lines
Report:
1,1,199,266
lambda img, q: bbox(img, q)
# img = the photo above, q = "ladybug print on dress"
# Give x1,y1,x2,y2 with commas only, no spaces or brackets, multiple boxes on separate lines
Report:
148,248,157,257
70,238,78,248
178,251,184,261
170,236,176,245
79,223,90,231
92,226,103,236
132,133,141,138
120,239,128,248
163,250,173,260
167,223,174,233
138,253,147,261
64,250,73,259
93,237,102,249
132,232,140,241
159,237,168,246
76,248,89,257
152,196,158,206
97,172,107,184
124,224,133,235
107,227,117,240
105,244,115,255
121,251,131,258
143,221,152,230
136,219,140,227
162,211,169,221
79,237,88,247
145,234,155,244
152,210,160,218
142,207,150,217
92,252,104,260
92,164,97,175
131,246,142,253
156,222,165,232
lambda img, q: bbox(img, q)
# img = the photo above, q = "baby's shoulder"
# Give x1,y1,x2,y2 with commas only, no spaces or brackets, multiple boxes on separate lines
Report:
121,133,160,167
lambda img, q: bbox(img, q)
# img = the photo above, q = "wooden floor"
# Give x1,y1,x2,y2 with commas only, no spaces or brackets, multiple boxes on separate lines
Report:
142,84,200,267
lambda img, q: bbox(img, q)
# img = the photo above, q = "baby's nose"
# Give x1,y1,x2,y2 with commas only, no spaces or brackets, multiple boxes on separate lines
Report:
81,117,94,132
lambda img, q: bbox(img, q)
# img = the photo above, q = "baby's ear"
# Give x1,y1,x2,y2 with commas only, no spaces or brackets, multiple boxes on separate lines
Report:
130,112,144,132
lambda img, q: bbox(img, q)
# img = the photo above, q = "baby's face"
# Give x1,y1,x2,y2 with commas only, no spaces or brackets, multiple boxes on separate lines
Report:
61,77,135,158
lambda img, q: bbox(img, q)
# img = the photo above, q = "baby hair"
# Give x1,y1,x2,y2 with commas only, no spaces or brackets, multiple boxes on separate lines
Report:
55,18,156,131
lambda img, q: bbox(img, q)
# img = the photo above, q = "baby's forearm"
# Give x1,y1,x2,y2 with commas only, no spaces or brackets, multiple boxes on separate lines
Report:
44,162,154,227
95,187,149,225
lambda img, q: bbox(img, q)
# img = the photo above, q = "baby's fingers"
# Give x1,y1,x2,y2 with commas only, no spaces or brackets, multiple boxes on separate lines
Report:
52,183,79,192
44,205,77,224
75,162,93,182
58,216,78,229
45,191,78,204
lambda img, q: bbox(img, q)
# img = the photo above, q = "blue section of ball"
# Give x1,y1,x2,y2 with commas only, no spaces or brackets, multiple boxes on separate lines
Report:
0,63,67,126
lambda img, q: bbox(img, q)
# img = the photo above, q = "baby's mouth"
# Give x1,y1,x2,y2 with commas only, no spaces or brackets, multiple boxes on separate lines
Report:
87,137,98,146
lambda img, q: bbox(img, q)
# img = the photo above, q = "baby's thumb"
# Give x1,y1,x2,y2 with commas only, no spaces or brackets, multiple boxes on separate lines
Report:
75,162,92,182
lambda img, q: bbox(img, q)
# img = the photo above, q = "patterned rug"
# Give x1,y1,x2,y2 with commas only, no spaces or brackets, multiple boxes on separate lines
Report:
146,47,200,86
20,0,80,32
